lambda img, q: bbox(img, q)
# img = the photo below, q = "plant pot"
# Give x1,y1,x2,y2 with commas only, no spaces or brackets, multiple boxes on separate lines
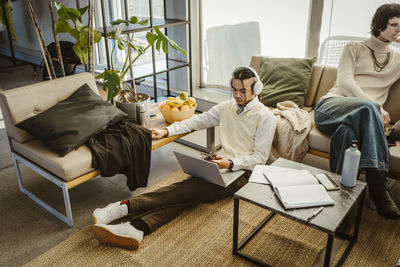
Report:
115,93,151,125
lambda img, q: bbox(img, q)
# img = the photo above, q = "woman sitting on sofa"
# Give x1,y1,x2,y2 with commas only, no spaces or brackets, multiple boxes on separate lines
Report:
314,3,400,219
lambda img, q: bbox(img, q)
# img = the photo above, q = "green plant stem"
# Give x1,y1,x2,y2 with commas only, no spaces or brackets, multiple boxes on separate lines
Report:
119,33,135,79
120,43,151,79
110,41,116,70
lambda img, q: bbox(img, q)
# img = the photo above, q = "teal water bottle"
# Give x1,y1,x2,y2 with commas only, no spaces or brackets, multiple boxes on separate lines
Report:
341,140,361,187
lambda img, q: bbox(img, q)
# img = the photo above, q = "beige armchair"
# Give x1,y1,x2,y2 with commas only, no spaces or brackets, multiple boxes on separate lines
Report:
0,73,100,226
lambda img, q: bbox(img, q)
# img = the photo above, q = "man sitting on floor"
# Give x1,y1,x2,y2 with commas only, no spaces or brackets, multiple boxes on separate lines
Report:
91,66,276,250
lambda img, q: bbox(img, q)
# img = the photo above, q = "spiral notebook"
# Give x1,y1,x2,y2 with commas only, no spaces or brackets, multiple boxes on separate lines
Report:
263,169,335,209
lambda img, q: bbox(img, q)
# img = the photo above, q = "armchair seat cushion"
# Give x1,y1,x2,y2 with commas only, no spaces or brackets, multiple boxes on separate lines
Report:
308,110,330,153
12,139,94,181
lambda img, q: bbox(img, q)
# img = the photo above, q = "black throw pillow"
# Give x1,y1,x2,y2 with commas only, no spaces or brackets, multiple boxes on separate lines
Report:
16,83,127,157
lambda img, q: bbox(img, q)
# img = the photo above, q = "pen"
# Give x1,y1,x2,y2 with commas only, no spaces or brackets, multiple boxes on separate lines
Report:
307,206,324,221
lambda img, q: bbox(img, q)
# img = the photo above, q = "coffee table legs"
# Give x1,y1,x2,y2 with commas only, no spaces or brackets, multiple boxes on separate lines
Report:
325,189,366,267
233,189,366,267
233,197,275,267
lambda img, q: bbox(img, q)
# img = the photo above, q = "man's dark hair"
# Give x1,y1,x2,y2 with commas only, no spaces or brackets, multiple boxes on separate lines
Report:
231,67,256,90
370,3,400,37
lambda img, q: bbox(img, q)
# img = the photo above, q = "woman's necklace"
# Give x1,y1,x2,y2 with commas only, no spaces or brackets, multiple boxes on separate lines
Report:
368,47,391,72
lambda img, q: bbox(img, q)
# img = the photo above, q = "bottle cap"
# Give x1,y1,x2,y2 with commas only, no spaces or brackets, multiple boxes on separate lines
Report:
136,102,146,112
351,140,358,148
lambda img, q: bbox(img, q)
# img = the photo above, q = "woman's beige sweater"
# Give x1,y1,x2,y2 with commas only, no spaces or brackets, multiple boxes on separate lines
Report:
323,35,400,106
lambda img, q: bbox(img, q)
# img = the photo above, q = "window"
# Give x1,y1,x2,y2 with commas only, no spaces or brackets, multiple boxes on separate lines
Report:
200,0,311,89
318,0,400,66
94,0,164,78
320,0,390,40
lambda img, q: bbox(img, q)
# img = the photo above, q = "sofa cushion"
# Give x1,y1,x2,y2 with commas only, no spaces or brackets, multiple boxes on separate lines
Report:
259,56,315,108
313,66,337,106
308,110,331,153
384,78,400,123
16,83,127,157
389,143,400,174
304,64,324,107
0,72,99,144
12,139,94,181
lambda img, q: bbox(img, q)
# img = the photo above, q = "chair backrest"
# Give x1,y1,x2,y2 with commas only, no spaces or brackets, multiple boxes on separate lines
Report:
0,72,98,143
318,36,366,66
318,35,400,67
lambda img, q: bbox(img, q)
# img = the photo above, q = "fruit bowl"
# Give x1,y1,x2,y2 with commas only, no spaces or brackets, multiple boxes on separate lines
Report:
159,100,196,124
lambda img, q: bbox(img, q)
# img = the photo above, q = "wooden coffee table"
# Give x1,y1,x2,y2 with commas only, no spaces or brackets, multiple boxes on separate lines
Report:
150,103,189,150
150,103,219,153
232,158,367,267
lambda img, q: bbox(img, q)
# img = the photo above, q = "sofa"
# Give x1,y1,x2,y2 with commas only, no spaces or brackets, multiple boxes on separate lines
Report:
250,55,400,181
0,72,100,226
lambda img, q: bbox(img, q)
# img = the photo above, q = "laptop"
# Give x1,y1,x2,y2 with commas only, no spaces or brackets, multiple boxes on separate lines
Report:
174,151,245,187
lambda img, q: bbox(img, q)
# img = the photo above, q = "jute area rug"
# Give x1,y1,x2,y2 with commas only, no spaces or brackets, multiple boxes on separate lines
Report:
25,169,400,267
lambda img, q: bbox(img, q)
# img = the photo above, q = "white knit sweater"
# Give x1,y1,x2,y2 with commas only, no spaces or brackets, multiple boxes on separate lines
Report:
323,35,400,106
167,98,276,171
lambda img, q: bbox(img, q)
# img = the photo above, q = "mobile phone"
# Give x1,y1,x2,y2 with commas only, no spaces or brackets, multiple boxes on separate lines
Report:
314,173,340,191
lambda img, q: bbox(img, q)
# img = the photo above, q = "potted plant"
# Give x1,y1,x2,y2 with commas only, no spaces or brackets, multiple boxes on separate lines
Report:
54,2,101,72
95,16,186,121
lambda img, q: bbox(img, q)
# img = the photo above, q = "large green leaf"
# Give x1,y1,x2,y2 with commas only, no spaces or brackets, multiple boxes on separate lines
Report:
155,38,162,51
163,34,187,55
129,16,138,24
146,31,158,45
69,28,80,41
78,6,89,16
95,69,120,79
93,30,101,43
55,20,71,33
138,19,148,26
65,7,81,22
72,44,84,63
162,38,169,54
103,69,122,102
79,27,101,47
117,40,125,50
107,31,117,39
111,19,128,26
54,2,70,21
76,21,84,30
154,26,163,36
81,47,89,63
95,72,105,79
80,28,89,47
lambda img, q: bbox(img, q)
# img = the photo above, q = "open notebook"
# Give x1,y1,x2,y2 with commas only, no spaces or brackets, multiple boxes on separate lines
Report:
263,168,335,209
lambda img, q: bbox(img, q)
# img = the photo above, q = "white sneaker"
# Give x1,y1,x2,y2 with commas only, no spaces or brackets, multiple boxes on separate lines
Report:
93,201,128,224
92,222,144,250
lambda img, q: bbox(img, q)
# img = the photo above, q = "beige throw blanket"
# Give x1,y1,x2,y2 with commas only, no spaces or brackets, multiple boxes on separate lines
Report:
272,101,312,162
